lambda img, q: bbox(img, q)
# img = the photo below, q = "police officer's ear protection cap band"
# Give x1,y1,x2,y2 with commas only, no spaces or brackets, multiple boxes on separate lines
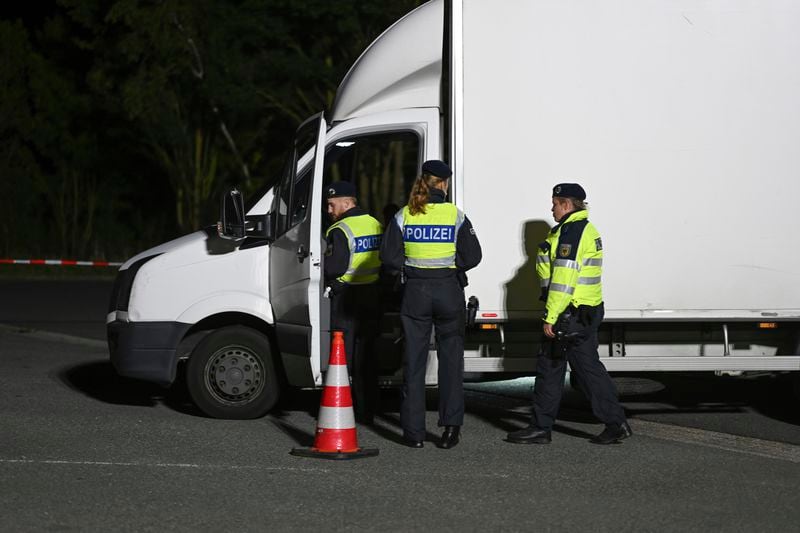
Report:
552,183,586,200
327,181,357,199
421,159,452,179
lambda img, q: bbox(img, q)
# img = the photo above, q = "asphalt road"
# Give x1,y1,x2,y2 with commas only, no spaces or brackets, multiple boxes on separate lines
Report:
1,279,799,531
0,279,111,340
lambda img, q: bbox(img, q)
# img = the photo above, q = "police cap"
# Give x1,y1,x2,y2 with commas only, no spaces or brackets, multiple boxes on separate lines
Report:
326,181,356,199
552,183,586,201
421,160,452,179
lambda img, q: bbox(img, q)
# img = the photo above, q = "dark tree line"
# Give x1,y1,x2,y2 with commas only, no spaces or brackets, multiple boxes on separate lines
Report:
1,0,421,260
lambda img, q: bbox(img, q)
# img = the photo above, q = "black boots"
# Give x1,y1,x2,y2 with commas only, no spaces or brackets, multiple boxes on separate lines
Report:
438,426,461,449
506,426,552,444
590,422,633,444
506,422,633,445
402,426,461,449
403,438,424,448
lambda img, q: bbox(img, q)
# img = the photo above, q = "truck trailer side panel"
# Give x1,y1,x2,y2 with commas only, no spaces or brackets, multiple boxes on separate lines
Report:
457,0,800,321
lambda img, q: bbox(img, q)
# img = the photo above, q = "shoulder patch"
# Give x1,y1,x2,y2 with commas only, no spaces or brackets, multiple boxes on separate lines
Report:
595,237,603,251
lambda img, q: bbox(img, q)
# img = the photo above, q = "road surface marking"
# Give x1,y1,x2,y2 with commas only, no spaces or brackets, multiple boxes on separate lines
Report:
0,459,330,473
469,386,800,464
0,458,514,479
630,418,800,463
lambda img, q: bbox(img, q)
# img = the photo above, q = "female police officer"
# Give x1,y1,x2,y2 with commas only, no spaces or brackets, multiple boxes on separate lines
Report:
506,183,631,445
380,160,481,449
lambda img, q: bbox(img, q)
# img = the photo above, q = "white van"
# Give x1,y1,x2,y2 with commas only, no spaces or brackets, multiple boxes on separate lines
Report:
107,0,800,418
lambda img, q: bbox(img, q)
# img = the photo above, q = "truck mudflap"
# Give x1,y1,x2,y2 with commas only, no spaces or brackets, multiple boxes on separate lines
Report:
107,320,192,385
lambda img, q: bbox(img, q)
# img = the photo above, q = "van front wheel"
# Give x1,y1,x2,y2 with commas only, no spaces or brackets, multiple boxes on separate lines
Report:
186,326,279,419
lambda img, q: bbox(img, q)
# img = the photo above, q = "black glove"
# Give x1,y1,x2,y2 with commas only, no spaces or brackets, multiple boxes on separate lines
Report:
328,279,346,296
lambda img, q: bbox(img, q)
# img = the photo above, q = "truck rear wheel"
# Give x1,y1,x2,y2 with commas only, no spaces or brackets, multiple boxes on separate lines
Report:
186,326,279,419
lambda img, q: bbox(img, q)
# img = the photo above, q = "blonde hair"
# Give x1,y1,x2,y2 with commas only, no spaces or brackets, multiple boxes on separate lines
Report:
407,173,448,215
555,197,588,211
571,198,587,210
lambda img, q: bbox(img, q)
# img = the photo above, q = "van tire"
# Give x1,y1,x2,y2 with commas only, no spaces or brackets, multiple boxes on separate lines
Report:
186,326,279,419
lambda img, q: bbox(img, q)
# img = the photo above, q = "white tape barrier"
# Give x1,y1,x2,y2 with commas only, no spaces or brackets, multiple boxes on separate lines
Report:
0,259,122,267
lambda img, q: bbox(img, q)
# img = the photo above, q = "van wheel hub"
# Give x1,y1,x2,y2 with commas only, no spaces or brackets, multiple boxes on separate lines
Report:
205,346,263,404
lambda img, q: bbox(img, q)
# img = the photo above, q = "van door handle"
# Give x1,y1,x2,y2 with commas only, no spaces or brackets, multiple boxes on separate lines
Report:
296,244,309,261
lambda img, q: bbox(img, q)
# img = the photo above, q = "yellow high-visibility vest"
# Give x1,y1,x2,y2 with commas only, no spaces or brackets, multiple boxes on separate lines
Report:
326,214,383,284
397,203,464,269
539,210,603,324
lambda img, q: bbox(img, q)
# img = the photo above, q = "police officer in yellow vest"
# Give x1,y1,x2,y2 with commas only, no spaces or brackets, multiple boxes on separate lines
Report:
506,183,632,445
380,160,482,449
325,181,382,424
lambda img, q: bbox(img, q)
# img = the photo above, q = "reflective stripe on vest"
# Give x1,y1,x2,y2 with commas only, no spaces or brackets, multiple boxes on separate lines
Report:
554,259,579,271
326,214,382,284
549,282,575,296
396,203,464,269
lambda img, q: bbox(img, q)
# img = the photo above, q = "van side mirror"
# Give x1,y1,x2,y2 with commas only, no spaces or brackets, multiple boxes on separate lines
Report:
245,213,275,242
218,188,246,241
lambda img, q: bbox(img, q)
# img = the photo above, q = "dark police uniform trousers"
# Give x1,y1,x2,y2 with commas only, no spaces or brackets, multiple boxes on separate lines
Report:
532,302,626,429
330,283,380,420
400,273,465,441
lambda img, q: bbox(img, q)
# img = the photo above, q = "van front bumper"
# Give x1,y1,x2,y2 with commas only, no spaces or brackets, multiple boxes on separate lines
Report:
107,319,192,385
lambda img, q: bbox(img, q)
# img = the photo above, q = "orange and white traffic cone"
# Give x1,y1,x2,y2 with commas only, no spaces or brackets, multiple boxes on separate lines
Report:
290,331,379,460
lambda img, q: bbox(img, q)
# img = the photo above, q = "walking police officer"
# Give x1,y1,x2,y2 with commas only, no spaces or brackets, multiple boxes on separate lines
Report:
380,160,482,449
506,183,632,445
325,181,382,424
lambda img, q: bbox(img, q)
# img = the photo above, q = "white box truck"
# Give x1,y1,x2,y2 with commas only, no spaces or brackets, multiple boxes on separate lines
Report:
107,0,800,418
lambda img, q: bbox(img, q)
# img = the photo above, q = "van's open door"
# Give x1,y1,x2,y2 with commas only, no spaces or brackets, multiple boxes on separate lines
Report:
270,113,326,387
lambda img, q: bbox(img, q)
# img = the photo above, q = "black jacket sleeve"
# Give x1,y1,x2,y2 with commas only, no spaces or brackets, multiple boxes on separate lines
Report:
456,216,482,272
379,217,405,273
324,228,350,282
